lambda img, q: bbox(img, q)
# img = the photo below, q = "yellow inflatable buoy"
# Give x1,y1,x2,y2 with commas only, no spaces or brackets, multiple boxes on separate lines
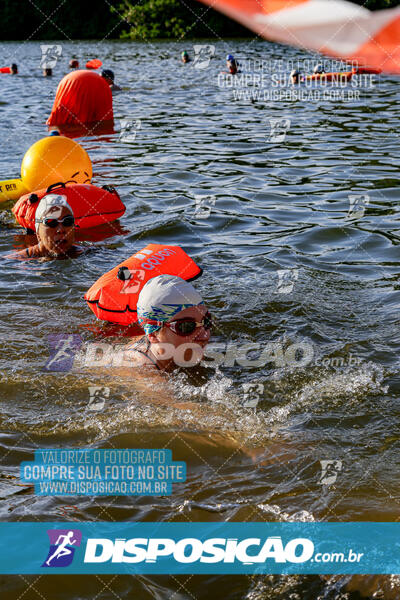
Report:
0,179,27,203
0,136,93,203
21,136,92,191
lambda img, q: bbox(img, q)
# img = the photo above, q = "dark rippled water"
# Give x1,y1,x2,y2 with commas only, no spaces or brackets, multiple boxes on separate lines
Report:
1,40,400,599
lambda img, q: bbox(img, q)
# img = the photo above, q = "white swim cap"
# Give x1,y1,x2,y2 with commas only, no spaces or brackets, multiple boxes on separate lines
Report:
137,274,203,334
35,194,73,233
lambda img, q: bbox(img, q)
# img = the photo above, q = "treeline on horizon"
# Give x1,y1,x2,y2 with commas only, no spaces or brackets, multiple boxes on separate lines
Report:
0,0,397,41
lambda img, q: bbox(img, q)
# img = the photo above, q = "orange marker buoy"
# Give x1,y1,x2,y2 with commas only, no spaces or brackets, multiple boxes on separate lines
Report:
47,70,113,127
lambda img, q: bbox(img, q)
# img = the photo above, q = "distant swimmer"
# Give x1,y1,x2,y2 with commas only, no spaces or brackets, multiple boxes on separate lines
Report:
43,67,52,77
125,275,212,372
181,51,191,64
290,69,302,84
226,54,239,75
13,194,82,259
101,69,122,92
46,70,113,128
313,64,325,74
69,59,79,70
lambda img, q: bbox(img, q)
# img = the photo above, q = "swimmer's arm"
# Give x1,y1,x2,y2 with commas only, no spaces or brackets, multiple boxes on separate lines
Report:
78,365,268,456
126,368,202,410
4,248,31,260
80,364,195,409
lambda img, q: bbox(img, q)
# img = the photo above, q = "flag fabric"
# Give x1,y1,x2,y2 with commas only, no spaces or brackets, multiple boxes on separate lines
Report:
198,0,400,73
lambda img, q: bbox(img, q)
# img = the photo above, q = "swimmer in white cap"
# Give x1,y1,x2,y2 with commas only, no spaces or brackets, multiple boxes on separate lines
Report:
313,63,325,75
125,274,212,372
14,193,80,259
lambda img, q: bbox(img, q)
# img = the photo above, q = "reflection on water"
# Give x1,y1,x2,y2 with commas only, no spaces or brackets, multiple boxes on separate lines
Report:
0,39,399,598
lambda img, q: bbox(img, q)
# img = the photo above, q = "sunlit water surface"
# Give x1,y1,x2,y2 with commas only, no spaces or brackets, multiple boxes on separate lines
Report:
0,39,399,599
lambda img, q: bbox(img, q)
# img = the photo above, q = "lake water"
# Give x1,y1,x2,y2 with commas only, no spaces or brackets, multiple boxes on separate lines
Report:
0,39,399,599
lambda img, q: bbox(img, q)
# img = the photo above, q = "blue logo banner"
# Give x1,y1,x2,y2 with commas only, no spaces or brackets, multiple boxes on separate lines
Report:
0,522,399,574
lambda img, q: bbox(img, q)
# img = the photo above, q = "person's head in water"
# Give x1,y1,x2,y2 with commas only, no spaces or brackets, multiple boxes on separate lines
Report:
137,275,212,370
101,69,115,86
10,63,18,74
290,69,300,84
181,51,190,64
226,54,237,74
43,68,52,77
35,194,75,256
69,59,79,69
313,63,325,74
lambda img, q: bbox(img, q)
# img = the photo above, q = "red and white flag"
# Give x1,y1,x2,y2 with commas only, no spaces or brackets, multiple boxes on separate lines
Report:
199,0,400,73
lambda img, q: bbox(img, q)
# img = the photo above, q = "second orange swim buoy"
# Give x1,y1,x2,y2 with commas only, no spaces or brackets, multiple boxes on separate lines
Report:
13,182,125,232
85,244,203,325
306,70,354,82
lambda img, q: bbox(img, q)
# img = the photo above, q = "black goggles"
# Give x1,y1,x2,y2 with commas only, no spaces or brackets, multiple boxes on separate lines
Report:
36,215,75,228
165,312,213,336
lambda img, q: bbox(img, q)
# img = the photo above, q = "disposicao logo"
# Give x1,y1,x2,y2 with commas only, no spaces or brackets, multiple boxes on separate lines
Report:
42,529,82,568
82,536,314,564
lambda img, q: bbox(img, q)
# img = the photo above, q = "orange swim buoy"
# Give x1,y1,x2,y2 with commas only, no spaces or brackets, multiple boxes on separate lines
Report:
85,244,203,325
0,67,11,74
12,182,125,231
354,66,382,74
86,59,102,70
306,70,354,82
46,70,113,127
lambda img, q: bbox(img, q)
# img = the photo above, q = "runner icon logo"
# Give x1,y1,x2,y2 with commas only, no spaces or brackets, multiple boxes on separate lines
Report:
194,195,216,219
347,194,369,219
88,386,110,411
44,334,82,372
193,45,215,69
319,460,342,486
42,529,82,568
241,383,264,408
268,118,291,143
40,45,62,69
119,119,141,142
276,269,298,294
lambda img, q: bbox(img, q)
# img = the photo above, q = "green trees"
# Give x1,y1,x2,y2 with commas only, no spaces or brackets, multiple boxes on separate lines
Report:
115,0,249,40
116,0,188,40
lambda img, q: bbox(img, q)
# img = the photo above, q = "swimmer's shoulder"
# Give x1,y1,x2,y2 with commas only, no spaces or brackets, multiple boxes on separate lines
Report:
124,336,161,370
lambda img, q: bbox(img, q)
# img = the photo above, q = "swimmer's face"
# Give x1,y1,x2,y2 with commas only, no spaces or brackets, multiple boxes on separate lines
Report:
149,304,211,366
37,206,75,256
